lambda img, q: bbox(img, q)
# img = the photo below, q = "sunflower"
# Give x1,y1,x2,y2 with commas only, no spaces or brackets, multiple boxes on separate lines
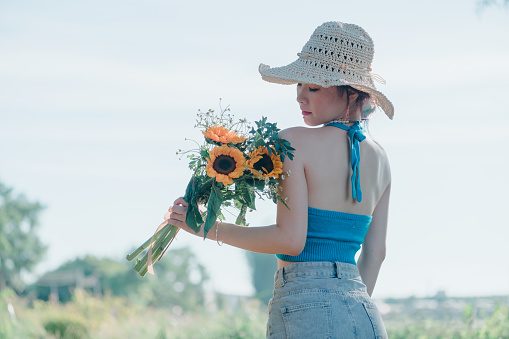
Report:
247,146,284,179
202,126,246,144
206,145,246,185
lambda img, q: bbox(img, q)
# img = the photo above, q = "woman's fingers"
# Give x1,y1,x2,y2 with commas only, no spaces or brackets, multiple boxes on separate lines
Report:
173,196,188,207
170,204,187,215
163,211,172,220
163,197,201,235
163,198,190,230
165,198,188,222
167,217,185,228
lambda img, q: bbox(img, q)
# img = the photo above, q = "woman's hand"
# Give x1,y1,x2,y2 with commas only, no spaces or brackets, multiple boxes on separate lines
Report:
165,197,208,238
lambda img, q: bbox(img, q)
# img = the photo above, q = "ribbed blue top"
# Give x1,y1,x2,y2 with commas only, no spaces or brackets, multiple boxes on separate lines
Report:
276,207,372,265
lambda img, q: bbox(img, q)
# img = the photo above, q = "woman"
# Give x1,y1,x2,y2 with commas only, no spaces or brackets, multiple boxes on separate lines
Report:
167,21,392,338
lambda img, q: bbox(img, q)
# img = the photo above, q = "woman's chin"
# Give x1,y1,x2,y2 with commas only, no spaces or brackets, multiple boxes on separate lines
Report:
302,115,317,127
302,117,321,127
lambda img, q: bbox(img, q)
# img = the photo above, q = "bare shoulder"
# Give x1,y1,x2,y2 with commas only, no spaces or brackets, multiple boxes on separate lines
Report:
366,137,392,189
279,126,326,146
278,127,324,169
278,126,311,141
278,127,314,154
370,139,390,163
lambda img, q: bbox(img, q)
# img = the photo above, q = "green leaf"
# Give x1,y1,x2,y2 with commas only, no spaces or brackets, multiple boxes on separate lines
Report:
183,177,204,233
200,148,210,159
186,203,203,233
277,196,290,210
254,131,264,147
244,187,256,210
203,183,223,238
254,179,265,191
197,178,213,203
236,178,256,210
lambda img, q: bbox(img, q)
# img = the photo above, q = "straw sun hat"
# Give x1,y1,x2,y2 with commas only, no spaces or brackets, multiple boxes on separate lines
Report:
259,21,394,119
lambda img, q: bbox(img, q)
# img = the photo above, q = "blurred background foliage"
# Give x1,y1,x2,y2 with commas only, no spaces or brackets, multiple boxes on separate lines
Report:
0,181,47,293
1,176,509,338
32,247,208,311
477,0,509,9
2,285,509,339
246,251,277,305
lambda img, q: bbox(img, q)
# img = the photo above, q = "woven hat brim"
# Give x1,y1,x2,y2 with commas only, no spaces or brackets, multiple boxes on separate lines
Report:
259,62,394,119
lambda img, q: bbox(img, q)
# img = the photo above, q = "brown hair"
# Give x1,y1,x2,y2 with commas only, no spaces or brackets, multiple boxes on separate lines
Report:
336,86,374,120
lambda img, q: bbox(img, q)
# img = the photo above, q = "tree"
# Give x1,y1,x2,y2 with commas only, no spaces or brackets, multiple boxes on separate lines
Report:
0,180,46,292
34,247,209,311
111,247,209,310
246,252,277,304
140,246,210,310
477,0,509,12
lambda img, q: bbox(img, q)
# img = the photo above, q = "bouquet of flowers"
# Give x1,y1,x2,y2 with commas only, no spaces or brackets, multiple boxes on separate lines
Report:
126,105,295,276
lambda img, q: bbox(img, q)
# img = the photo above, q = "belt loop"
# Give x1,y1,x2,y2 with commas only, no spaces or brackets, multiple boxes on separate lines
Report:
275,267,285,288
334,262,341,278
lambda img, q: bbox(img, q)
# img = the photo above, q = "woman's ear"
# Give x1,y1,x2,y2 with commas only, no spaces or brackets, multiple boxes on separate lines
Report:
347,89,359,103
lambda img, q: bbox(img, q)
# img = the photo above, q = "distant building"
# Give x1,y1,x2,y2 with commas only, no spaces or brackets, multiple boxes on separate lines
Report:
35,270,100,302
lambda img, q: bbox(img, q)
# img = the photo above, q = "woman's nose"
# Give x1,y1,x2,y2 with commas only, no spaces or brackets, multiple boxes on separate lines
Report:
296,87,307,104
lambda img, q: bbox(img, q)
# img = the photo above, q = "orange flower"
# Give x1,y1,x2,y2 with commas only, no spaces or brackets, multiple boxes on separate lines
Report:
206,145,246,185
247,146,283,179
202,126,246,144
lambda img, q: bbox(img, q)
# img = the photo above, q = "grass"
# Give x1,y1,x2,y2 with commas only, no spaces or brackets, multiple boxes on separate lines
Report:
2,288,508,339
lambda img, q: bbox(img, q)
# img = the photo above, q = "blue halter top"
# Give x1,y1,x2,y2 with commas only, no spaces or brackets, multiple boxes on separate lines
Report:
275,121,370,264
276,207,372,264
325,121,366,202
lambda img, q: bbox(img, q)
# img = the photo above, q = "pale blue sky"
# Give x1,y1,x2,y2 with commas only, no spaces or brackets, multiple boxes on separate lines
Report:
1,0,508,298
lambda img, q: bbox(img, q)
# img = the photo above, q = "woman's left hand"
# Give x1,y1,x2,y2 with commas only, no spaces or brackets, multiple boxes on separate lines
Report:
165,197,207,238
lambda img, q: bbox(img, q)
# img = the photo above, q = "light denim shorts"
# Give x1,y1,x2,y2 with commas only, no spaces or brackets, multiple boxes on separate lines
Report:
266,262,387,339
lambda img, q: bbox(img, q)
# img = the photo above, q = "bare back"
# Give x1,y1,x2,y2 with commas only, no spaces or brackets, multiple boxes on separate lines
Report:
283,125,390,216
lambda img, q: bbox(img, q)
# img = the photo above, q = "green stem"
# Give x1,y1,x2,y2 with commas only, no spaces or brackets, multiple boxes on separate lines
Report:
235,206,247,225
133,230,167,273
133,225,180,276
133,255,146,273
133,228,169,273
151,224,171,253
150,226,179,266
139,266,148,277
126,225,169,261
157,226,179,254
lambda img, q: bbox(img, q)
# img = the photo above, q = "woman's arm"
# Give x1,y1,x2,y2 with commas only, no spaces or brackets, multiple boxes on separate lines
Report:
357,183,390,296
167,128,309,256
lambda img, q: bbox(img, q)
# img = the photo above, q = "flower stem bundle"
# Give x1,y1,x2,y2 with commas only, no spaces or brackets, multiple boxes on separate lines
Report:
126,223,179,276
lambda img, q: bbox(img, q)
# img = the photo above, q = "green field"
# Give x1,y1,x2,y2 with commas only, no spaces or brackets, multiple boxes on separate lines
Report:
2,288,508,339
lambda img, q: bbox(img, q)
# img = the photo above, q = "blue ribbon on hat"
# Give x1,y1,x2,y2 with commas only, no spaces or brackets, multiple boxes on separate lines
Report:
324,121,366,202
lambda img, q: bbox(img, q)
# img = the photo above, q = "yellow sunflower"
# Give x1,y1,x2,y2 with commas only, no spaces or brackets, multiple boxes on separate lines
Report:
206,145,246,185
247,146,284,179
202,126,246,144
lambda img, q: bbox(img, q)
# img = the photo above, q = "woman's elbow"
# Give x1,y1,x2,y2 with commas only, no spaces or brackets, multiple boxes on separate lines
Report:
375,249,387,263
362,245,386,263
285,245,305,257
377,248,386,262
274,222,307,256
282,236,306,257
280,236,306,257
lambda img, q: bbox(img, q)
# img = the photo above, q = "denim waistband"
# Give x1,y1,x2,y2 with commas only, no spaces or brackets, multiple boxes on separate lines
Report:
274,261,360,288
